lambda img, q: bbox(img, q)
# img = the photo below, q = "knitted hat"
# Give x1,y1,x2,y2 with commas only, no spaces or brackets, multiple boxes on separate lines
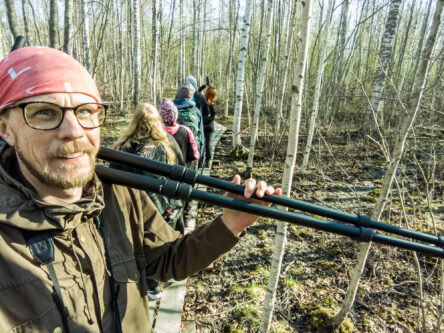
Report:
160,99,178,124
0,46,101,110
176,83,195,99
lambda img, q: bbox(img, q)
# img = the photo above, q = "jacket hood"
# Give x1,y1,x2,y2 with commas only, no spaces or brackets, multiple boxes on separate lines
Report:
173,98,196,109
186,75,198,91
0,145,104,232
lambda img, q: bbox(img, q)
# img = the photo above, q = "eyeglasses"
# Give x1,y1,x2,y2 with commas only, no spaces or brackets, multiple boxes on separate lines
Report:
4,101,108,130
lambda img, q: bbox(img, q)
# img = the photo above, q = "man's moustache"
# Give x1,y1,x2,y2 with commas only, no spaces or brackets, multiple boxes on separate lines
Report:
48,141,95,158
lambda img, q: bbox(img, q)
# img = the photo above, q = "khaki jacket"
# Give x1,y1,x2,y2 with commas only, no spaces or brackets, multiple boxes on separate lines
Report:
0,146,240,332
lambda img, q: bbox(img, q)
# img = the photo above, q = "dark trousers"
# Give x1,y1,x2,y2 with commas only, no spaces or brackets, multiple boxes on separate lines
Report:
203,123,214,165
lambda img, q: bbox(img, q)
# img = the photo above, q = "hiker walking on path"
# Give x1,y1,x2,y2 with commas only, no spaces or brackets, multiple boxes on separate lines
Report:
112,102,186,300
199,85,216,167
160,98,199,167
0,46,280,332
174,83,204,167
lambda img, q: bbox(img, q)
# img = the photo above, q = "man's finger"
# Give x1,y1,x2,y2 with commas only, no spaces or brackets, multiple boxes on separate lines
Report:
243,178,257,198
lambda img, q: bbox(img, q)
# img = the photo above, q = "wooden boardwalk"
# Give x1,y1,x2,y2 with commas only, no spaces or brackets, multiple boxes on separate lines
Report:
149,122,226,332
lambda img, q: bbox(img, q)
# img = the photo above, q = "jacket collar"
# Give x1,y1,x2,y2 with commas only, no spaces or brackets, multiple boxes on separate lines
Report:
0,145,105,232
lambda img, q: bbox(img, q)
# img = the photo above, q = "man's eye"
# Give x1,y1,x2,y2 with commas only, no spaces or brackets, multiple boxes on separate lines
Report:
33,109,57,117
77,108,94,117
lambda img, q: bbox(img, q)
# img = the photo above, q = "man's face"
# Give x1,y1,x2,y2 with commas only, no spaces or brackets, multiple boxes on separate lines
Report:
0,93,100,189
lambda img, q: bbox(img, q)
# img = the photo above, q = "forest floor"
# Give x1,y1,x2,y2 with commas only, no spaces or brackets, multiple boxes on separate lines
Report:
100,109,443,333
179,115,444,333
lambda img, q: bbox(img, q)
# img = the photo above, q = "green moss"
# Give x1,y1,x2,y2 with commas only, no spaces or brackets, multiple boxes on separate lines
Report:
254,265,270,277
309,306,334,328
246,283,265,298
338,318,354,333
372,188,381,196
323,296,336,307
236,304,261,327
316,237,326,245
363,195,377,203
292,267,305,277
328,246,342,255
230,283,244,293
315,260,340,270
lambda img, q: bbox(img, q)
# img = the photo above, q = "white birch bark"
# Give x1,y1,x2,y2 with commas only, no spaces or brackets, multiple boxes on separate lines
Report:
63,0,72,53
133,0,141,105
22,0,30,46
246,0,274,174
259,0,313,330
301,0,334,170
232,0,253,149
81,0,91,73
179,0,185,83
336,0,350,85
151,0,159,105
224,0,238,118
49,0,57,48
410,0,433,95
4,0,19,39
191,0,197,75
271,0,297,159
328,0,444,329
365,0,402,132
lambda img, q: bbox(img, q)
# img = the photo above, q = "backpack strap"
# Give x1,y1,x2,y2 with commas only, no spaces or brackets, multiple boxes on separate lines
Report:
95,216,123,333
25,232,71,333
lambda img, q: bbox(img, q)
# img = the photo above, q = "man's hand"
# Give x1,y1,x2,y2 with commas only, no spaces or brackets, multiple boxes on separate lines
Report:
221,174,282,236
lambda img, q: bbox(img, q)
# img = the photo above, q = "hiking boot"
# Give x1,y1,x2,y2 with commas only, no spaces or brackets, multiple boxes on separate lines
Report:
147,285,163,301
164,279,176,288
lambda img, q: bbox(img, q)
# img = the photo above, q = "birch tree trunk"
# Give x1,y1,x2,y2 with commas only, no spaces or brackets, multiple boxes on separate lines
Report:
301,0,334,170
409,0,433,95
224,0,239,118
259,0,313,330
232,0,253,151
21,0,29,46
365,0,402,133
4,0,19,39
336,0,350,85
133,0,141,105
179,0,185,83
63,0,72,53
246,0,274,176
328,0,443,329
151,0,159,105
81,0,91,73
161,0,176,97
191,0,197,75
49,0,57,48
271,0,297,160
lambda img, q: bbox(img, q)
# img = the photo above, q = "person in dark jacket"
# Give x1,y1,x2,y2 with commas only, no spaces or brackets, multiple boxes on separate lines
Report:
199,85,216,167
0,46,280,332
174,83,204,162
185,76,207,165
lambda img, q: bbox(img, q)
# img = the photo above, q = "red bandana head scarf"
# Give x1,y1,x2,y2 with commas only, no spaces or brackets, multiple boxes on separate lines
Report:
0,47,101,110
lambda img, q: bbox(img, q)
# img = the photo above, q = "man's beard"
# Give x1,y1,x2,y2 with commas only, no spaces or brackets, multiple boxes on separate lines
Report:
16,140,96,190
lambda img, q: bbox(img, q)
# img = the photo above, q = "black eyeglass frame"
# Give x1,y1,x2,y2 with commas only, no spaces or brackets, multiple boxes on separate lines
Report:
3,101,108,131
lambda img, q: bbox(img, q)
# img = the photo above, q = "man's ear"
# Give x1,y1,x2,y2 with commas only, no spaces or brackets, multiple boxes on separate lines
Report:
0,116,16,146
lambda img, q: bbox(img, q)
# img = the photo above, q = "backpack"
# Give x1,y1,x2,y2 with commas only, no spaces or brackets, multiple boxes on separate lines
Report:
177,106,202,152
111,141,182,225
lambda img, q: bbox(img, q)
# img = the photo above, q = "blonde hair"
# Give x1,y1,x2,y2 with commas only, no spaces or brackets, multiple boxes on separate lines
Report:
113,103,175,164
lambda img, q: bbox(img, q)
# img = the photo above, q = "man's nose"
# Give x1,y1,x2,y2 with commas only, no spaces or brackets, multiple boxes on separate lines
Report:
57,110,84,139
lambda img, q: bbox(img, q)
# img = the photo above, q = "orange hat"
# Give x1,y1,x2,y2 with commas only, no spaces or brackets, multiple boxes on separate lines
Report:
0,46,101,110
